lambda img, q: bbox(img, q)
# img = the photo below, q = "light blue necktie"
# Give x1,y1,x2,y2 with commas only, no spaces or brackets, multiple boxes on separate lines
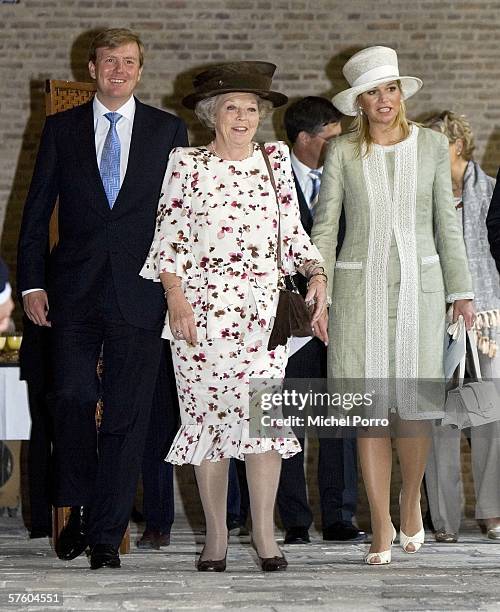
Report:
100,112,122,208
308,169,322,214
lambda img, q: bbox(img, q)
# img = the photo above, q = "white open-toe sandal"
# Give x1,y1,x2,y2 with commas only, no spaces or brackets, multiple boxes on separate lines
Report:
398,491,425,553
364,525,397,565
399,527,425,553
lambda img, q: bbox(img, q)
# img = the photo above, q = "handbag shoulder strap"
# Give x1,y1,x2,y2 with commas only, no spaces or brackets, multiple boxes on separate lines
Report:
457,327,483,385
260,144,281,266
466,329,483,381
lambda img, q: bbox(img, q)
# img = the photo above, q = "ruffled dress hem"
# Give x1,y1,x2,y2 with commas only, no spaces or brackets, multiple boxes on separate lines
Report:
165,420,301,465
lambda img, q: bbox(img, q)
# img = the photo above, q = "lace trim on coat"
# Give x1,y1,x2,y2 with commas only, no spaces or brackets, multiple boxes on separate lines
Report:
362,126,420,412
335,261,363,270
446,292,475,303
362,145,393,380
392,127,419,411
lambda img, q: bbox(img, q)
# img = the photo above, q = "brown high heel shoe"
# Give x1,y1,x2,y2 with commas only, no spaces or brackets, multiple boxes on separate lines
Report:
196,547,227,572
251,536,288,571
258,554,288,572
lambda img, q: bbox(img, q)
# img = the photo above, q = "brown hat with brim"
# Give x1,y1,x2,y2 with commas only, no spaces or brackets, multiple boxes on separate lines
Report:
182,61,288,109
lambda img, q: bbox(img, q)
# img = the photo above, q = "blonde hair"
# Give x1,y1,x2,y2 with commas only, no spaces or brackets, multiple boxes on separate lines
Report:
423,110,475,161
89,28,145,67
349,80,411,157
195,94,273,130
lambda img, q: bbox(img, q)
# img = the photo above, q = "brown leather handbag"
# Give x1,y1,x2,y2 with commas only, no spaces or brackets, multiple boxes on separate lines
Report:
260,145,313,350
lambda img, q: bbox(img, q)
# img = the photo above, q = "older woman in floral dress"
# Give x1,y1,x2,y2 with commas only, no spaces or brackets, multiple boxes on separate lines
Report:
140,62,327,572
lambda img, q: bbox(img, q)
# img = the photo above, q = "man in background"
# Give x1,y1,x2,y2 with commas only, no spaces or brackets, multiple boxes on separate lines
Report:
277,97,364,544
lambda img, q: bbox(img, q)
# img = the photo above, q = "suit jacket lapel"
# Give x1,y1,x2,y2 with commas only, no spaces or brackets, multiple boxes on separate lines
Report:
293,171,313,235
72,98,156,216
113,99,154,212
73,101,110,216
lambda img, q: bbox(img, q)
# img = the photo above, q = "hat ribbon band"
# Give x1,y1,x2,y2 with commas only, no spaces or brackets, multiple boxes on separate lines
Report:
199,75,272,94
351,65,400,88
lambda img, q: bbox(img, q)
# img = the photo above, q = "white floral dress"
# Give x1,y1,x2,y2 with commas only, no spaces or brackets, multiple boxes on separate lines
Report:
140,142,323,464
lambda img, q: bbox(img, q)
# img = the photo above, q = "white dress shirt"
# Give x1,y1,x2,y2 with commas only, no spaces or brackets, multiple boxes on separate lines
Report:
93,94,135,185
22,95,136,297
290,150,323,212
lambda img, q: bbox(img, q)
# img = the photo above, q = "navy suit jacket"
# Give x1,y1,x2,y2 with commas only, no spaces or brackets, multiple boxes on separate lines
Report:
17,98,188,331
292,170,345,297
285,170,346,379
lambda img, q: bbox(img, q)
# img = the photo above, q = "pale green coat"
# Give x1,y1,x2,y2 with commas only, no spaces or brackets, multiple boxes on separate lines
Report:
311,126,473,418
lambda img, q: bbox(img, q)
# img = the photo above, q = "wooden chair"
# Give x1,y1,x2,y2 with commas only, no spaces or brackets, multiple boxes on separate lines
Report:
45,80,96,250
45,79,97,115
45,79,130,555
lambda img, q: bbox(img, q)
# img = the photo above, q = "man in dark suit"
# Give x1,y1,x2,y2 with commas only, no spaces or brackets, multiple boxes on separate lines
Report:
277,97,364,544
17,28,188,569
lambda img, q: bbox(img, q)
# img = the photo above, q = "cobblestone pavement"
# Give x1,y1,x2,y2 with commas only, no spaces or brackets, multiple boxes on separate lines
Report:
1,517,500,612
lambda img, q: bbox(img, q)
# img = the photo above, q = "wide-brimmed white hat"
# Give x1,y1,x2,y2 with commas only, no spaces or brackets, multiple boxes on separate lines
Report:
332,46,423,116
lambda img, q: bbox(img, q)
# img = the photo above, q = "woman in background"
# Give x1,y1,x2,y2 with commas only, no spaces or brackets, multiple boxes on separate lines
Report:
424,110,500,542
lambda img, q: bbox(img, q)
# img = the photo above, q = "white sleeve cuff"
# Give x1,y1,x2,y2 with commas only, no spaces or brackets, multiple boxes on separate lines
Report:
21,288,43,297
0,282,11,305
446,292,474,303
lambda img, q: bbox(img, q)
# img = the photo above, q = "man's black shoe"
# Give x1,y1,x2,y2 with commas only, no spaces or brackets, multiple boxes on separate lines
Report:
227,515,241,534
227,515,249,536
90,544,120,570
137,529,162,550
323,521,366,541
284,526,310,544
55,506,89,560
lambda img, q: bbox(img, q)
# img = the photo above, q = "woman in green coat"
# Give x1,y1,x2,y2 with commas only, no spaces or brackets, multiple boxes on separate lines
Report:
311,46,475,565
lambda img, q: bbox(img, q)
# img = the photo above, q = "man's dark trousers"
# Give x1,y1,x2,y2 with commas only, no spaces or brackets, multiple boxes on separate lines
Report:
49,268,163,547
277,338,358,531
276,171,356,531
141,342,180,534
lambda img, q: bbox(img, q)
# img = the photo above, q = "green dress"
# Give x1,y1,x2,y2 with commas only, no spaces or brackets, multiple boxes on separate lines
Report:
312,126,473,419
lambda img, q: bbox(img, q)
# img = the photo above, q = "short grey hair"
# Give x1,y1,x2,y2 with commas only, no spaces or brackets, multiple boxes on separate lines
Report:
195,94,274,130
423,110,475,161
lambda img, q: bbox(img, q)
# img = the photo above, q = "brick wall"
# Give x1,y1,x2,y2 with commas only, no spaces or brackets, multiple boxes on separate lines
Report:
3,1,500,285
3,0,492,529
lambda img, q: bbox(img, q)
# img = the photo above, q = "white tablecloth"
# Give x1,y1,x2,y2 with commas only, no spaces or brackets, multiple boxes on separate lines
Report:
0,367,31,440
